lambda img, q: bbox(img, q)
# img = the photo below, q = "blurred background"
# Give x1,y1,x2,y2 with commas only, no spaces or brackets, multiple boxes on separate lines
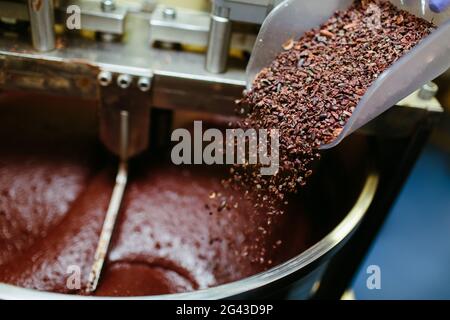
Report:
351,71,450,300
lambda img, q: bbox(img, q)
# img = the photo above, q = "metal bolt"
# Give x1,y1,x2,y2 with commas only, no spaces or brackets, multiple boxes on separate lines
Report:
162,7,177,20
137,77,152,92
101,0,116,12
418,82,438,100
97,71,112,86
117,74,132,89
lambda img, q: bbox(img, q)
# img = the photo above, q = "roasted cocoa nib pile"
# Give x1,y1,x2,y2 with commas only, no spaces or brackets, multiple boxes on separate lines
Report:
230,0,434,212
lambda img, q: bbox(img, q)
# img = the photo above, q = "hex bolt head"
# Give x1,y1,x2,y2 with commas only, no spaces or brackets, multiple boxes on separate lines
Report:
97,71,112,87
418,82,438,100
162,7,177,20
117,74,133,89
101,0,116,12
137,77,152,92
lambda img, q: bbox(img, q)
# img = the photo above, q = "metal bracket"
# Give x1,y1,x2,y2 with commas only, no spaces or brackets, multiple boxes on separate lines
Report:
0,0,127,35
149,5,256,52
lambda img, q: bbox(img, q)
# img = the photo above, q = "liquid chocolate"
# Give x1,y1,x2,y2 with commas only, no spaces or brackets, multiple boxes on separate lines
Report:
0,142,313,296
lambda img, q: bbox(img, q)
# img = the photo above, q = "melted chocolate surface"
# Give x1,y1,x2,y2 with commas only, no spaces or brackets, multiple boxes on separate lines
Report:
0,144,314,296
0,93,328,297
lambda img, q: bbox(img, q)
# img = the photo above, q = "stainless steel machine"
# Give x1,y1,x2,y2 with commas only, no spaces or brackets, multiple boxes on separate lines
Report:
0,0,444,299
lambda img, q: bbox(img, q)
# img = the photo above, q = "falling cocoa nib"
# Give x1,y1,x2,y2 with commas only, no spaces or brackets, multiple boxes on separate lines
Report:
227,0,434,215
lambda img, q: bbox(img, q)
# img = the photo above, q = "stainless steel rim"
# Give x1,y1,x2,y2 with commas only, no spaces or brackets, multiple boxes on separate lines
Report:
0,172,378,300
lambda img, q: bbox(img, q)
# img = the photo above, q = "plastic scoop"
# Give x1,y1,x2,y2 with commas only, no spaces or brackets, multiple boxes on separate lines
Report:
246,0,450,149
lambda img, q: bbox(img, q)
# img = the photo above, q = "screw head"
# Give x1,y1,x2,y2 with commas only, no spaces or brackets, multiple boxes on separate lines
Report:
162,7,177,20
97,71,112,86
101,0,116,12
117,74,132,89
137,77,152,92
418,82,438,100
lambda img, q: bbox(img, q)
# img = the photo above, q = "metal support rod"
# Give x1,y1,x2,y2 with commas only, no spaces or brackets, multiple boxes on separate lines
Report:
119,110,129,161
86,110,129,293
27,0,55,52
206,7,232,74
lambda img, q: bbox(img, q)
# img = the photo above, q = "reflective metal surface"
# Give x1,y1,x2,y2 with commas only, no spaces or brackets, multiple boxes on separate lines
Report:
206,13,232,73
0,0,127,35
27,0,55,51
150,5,210,47
0,12,246,112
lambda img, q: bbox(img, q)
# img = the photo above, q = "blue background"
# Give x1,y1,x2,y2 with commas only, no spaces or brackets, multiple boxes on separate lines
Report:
352,145,450,299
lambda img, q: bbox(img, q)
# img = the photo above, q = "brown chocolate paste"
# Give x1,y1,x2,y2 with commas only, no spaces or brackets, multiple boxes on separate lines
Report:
0,93,316,297
0,146,315,296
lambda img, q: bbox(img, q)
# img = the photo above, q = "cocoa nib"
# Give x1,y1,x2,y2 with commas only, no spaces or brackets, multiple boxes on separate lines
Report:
229,0,434,214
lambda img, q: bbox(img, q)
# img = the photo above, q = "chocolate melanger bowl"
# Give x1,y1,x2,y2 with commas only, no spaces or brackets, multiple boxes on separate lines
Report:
0,148,378,300
0,93,378,300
